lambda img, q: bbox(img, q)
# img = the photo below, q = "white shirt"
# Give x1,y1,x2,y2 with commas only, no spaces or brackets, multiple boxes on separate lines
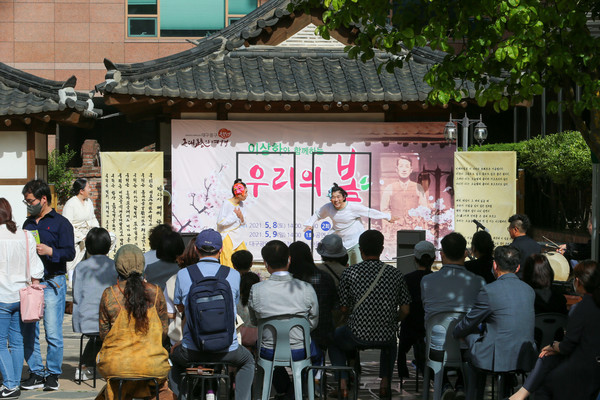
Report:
62,196,99,243
216,199,246,249
0,225,44,303
304,202,391,249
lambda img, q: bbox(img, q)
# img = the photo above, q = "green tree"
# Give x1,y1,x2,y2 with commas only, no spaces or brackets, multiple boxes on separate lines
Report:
294,0,600,156
473,131,592,228
472,131,591,185
48,145,76,205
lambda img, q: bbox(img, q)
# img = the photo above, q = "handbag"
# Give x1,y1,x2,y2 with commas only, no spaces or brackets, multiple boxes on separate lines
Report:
19,230,45,323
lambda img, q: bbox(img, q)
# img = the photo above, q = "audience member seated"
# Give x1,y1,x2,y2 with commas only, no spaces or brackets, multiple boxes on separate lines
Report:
231,249,254,275
72,227,118,381
96,244,173,400
421,232,485,399
164,238,199,346
453,246,536,400
289,241,337,366
508,214,541,278
169,229,254,400
522,254,567,315
558,220,593,267
329,230,411,399
145,230,184,291
508,260,600,400
249,240,319,399
144,224,173,269
316,234,348,331
316,234,349,288
464,230,496,284
237,271,260,352
397,240,434,380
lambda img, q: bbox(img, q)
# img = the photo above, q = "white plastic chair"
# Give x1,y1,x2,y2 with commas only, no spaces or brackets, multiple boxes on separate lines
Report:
422,312,467,400
257,316,315,400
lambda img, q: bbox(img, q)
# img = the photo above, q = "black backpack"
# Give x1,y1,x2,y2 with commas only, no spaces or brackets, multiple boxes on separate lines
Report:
185,263,235,352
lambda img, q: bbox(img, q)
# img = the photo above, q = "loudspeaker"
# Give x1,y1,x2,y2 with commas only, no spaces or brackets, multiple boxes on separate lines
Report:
396,230,426,275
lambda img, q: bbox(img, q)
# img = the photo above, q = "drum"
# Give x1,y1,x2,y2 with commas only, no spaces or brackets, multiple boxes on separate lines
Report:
544,251,570,282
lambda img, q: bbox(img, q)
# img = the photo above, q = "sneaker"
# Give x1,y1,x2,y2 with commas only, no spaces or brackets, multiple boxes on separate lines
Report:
20,374,44,390
74,368,94,381
43,375,59,391
0,386,21,399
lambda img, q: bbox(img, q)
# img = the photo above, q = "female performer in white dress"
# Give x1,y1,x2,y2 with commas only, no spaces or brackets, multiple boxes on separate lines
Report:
62,178,99,284
304,183,392,265
217,179,248,268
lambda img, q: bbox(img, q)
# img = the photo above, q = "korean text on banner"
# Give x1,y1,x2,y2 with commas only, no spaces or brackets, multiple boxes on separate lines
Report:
454,151,516,246
100,152,164,254
171,120,455,261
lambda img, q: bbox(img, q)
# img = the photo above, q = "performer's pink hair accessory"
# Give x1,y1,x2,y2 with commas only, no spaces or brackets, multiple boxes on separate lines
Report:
233,183,246,196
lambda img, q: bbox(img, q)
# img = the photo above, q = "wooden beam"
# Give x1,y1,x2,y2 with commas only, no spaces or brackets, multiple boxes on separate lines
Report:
0,179,29,185
27,130,35,181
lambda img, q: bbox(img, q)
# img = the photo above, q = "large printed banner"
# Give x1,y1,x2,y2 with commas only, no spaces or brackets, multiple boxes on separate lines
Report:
172,120,455,260
454,151,516,247
101,152,164,254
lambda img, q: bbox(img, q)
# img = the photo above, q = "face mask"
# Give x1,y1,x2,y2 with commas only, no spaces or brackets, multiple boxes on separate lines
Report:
27,202,42,217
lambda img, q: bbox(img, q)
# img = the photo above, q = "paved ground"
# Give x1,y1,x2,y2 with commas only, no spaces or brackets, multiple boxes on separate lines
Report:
16,308,427,400
15,292,503,399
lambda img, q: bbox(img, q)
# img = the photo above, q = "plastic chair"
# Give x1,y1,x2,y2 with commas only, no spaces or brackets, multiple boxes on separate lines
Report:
305,364,357,400
534,313,568,349
422,312,467,400
107,377,160,400
257,316,315,400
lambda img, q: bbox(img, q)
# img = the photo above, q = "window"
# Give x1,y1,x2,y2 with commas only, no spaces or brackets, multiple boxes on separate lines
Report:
129,18,157,36
126,0,259,38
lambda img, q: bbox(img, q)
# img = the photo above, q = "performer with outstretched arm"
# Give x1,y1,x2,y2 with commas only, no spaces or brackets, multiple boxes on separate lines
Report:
304,183,392,265
217,179,248,268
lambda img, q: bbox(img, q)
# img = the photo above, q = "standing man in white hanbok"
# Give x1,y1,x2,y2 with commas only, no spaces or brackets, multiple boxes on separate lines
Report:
217,179,248,268
62,178,99,285
304,183,392,265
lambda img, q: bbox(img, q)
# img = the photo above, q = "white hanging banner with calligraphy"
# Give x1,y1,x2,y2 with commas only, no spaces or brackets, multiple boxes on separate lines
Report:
100,152,164,254
454,151,516,246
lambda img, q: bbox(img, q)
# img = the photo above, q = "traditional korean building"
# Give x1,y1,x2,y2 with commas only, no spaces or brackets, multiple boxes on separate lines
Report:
0,62,101,222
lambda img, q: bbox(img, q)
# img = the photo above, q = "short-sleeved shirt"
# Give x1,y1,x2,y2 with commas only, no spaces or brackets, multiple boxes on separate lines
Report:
339,259,411,342
174,257,241,352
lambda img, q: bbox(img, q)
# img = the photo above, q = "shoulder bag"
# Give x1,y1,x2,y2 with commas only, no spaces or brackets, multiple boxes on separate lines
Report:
19,230,46,323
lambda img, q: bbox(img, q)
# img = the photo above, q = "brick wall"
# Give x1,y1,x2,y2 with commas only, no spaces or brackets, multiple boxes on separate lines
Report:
70,139,102,222
68,139,159,225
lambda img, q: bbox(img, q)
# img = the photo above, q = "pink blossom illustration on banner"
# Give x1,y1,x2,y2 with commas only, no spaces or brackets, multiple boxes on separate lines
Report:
173,164,228,232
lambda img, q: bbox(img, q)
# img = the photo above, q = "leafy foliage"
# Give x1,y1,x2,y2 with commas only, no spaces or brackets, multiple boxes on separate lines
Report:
469,142,526,158
471,131,591,186
293,0,600,157
48,145,76,205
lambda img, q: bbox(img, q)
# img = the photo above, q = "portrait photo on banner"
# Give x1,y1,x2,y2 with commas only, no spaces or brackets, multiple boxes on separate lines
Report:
171,120,454,261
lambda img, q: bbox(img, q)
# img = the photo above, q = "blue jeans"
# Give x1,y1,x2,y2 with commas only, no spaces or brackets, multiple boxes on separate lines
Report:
0,302,24,389
23,274,67,377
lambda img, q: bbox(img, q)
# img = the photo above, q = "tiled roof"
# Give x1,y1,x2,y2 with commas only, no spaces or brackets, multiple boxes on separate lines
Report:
100,47,475,102
98,0,294,83
96,0,475,102
0,62,102,118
